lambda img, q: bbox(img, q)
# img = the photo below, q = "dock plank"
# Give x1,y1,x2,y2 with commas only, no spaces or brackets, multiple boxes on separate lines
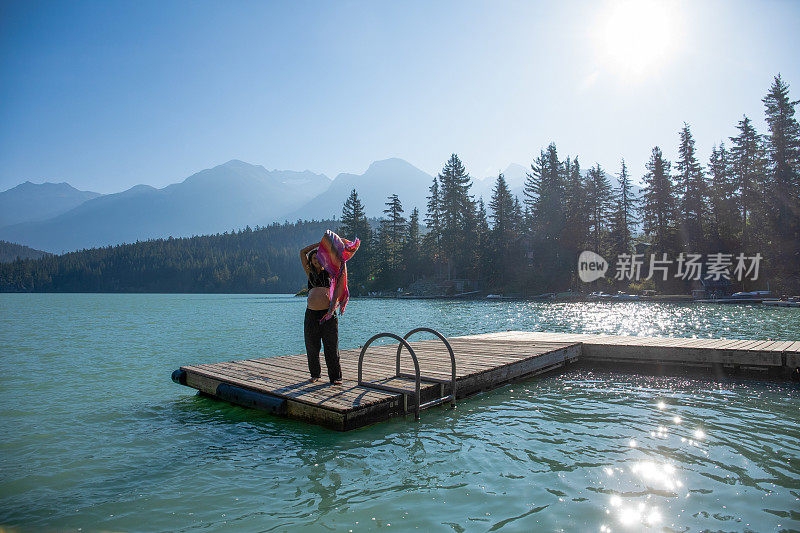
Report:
184,364,356,412
194,359,397,404
770,341,794,351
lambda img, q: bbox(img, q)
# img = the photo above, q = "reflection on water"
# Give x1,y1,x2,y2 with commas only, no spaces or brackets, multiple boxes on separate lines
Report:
604,460,680,528
1,294,799,530
599,397,694,530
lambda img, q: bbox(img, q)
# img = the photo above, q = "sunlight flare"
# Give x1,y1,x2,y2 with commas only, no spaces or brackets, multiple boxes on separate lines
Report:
594,0,682,79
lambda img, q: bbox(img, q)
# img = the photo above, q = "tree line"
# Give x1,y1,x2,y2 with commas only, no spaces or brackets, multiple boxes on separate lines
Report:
0,222,332,293
1,75,797,295
341,75,800,295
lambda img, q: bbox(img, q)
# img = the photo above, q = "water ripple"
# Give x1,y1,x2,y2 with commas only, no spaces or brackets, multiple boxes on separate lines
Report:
1,294,799,530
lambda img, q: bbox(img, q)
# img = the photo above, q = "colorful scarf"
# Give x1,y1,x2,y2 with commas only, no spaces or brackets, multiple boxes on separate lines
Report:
316,229,360,321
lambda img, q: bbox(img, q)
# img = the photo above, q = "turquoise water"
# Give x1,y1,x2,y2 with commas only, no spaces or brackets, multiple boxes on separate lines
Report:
1,294,799,531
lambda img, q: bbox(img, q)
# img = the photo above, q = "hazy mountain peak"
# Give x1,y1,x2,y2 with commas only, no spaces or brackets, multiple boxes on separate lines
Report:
504,163,528,176
365,157,420,174
0,181,101,228
282,158,434,221
126,184,158,193
220,159,263,170
5,180,87,194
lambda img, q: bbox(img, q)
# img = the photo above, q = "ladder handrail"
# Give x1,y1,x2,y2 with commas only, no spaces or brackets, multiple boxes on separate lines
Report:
358,332,422,420
397,327,457,408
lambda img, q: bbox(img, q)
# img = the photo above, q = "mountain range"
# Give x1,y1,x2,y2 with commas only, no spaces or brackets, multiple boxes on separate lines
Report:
0,158,637,254
0,161,329,253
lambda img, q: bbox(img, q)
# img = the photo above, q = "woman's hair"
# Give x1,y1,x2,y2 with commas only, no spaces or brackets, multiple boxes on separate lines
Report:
307,250,320,270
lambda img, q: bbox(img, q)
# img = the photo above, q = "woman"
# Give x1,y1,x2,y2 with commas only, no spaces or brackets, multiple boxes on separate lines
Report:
300,243,344,384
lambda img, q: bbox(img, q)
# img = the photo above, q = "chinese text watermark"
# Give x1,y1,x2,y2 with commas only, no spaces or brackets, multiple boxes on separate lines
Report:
578,251,762,283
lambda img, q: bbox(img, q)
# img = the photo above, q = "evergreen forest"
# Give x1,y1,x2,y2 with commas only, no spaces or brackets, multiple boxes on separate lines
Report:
1,76,798,295
341,75,800,295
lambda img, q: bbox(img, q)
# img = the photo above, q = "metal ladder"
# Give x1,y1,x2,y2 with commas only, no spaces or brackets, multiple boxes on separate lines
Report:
357,327,457,420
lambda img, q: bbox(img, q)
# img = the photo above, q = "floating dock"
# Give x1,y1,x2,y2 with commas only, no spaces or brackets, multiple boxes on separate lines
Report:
172,331,800,431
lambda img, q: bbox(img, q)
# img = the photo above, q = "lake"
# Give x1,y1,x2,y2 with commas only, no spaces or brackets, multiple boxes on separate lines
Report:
1,294,799,531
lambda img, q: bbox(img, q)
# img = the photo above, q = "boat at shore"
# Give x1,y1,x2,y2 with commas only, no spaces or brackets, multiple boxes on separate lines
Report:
587,291,611,300
585,291,641,301
763,300,800,307
611,292,640,301
696,290,775,304
762,297,800,308
696,298,769,304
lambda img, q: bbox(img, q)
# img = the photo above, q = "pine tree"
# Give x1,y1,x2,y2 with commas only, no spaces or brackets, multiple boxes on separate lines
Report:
562,157,589,279
406,207,420,250
380,194,406,283
424,176,442,264
340,189,372,292
585,163,613,255
524,143,567,290
675,123,707,252
762,74,800,291
524,143,565,239
512,197,524,235
706,144,738,251
473,199,491,282
729,115,767,251
489,173,517,285
489,173,516,238
640,146,676,254
437,154,474,279
402,207,421,285
341,189,369,240
608,159,638,263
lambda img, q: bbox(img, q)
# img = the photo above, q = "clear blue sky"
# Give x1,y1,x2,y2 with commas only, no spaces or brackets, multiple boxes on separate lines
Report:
1,0,799,193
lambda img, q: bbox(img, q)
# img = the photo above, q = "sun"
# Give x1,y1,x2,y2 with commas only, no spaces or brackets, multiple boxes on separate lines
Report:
594,0,681,80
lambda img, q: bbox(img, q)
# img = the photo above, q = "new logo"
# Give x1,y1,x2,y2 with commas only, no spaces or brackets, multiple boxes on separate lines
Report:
578,251,608,283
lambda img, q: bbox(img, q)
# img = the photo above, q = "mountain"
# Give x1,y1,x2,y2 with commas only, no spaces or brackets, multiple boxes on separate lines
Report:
0,182,100,227
278,158,434,222
0,160,330,253
472,163,529,204
0,240,50,262
0,157,648,254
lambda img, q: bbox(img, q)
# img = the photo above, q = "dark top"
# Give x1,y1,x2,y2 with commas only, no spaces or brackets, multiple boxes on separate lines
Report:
307,268,330,290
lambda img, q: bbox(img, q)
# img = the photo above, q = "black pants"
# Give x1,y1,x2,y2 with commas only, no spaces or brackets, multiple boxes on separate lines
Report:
304,308,342,382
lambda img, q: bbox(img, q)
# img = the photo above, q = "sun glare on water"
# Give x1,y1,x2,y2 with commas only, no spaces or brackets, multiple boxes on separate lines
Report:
595,0,682,80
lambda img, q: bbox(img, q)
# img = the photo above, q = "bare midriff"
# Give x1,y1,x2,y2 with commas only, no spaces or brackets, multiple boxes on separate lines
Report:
307,287,331,310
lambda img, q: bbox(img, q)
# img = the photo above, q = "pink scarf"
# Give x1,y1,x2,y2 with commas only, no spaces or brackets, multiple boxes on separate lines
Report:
316,230,360,321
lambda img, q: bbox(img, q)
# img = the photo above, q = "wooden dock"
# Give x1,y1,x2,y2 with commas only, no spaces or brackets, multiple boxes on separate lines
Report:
172,331,800,431
470,331,800,371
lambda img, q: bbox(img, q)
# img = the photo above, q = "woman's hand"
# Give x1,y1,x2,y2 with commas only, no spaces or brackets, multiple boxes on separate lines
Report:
319,297,338,323
301,243,318,255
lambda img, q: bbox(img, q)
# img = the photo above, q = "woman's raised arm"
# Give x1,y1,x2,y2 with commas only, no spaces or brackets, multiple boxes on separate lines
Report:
300,243,317,274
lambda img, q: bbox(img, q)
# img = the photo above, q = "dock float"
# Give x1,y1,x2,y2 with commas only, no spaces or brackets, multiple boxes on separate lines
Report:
172,330,800,431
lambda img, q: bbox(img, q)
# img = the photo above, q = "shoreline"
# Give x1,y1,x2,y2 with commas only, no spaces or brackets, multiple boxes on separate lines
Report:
1,291,797,307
